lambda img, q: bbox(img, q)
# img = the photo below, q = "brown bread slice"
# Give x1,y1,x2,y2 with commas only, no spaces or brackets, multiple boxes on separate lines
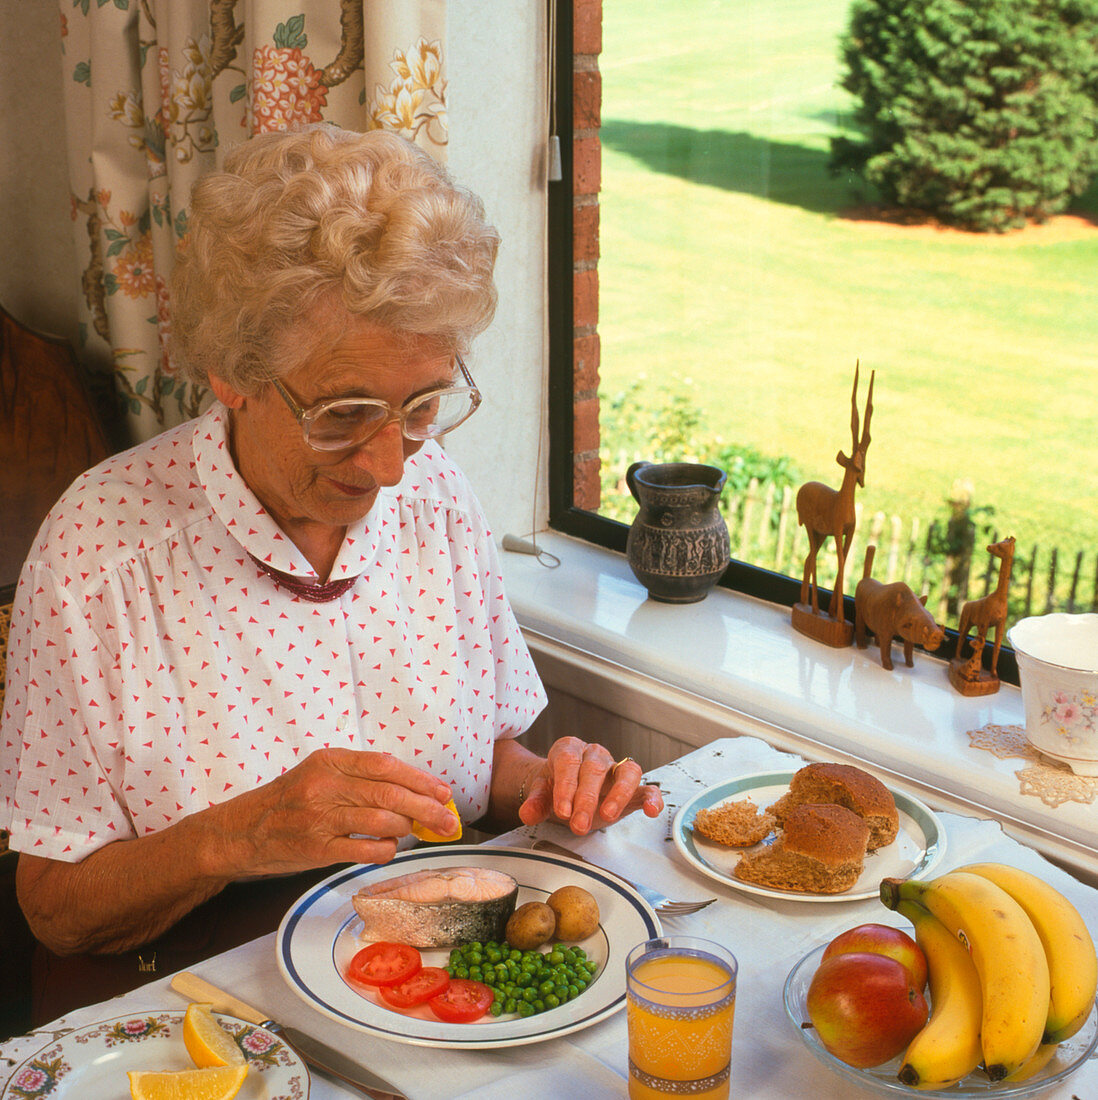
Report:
733,803,870,894
693,798,776,846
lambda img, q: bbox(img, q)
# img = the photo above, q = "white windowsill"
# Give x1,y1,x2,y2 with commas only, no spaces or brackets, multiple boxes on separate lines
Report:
500,532,1097,884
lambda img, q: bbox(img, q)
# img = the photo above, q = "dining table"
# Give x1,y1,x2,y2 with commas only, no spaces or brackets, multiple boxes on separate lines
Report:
4,734,1098,1099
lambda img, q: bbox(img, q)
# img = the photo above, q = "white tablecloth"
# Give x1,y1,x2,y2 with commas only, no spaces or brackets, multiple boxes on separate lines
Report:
4,736,1098,1098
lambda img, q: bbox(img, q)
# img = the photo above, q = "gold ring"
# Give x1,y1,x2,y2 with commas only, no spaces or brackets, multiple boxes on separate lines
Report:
613,756,636,773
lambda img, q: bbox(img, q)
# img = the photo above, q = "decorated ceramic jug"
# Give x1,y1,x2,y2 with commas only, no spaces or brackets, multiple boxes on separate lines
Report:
626,461,731,603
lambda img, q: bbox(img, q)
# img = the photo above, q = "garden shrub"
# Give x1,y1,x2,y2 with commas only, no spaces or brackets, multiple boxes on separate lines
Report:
598,380,800,524
830,0,1098,231
923,486,999,617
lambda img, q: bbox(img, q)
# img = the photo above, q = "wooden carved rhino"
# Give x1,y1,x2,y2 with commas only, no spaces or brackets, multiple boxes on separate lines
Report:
854,546,945,670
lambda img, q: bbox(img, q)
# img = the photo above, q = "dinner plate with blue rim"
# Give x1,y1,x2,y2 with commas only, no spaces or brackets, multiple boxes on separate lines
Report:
276,844,661,1049
1,1010,308,1098
673,771,946,902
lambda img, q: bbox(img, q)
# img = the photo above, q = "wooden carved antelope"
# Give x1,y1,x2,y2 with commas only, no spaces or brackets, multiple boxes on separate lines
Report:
795,364,875,625
954,536,1016,686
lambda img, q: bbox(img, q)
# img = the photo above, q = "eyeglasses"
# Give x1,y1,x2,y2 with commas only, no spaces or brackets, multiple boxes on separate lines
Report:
271,356,482,452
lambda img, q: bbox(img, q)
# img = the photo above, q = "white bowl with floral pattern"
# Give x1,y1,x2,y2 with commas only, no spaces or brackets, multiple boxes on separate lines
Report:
1009,613,1098,776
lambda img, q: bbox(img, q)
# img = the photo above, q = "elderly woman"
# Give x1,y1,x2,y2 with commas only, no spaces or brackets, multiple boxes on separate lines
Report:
0,125,662,1021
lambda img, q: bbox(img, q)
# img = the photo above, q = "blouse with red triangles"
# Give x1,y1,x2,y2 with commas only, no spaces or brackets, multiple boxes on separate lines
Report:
0,405,547,861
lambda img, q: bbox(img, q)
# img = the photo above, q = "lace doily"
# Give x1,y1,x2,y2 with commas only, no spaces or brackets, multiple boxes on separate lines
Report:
967,723,1098,809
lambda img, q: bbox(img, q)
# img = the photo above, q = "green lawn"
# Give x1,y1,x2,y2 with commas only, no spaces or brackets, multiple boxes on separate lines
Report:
598,0,1098,561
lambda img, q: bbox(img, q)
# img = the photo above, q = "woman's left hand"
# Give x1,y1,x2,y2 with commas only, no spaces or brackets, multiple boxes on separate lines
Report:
517,737,664,835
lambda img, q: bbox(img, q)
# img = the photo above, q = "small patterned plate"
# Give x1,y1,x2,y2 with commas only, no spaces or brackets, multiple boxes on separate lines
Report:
2,1010,309,1099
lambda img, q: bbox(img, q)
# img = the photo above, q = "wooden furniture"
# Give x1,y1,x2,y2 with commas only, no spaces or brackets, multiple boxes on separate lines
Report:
0,304,114,1041
0,302,112,590
0,581,32,1043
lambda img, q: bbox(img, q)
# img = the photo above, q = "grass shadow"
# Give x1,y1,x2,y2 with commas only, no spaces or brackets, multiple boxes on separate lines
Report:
600,118,865,217
602,116,1098,224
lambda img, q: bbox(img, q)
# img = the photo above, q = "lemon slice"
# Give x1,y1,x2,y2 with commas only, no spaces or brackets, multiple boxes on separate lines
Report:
412,797,462,842
182,1002,246,1068
128,1064,248,1100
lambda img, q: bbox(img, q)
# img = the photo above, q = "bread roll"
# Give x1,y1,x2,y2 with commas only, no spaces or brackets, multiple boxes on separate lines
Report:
768,762,898,850
733,803,870,894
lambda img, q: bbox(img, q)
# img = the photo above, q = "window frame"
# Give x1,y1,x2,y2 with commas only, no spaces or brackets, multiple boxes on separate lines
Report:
545,0,1019,684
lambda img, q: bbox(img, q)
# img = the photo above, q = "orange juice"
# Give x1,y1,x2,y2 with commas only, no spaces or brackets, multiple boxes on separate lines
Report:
626,941,736,1100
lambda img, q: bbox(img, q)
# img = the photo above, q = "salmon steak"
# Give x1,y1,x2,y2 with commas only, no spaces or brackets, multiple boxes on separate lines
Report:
352,866,519,948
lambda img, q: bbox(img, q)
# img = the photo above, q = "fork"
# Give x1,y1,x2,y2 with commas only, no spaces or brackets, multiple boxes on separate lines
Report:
531,839,717,917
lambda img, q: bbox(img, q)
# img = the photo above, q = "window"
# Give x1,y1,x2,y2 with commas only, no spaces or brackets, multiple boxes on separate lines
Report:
549,0,1098,684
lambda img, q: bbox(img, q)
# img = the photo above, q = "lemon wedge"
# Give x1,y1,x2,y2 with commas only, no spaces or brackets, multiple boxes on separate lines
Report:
412,797,462,843
182,1003,246,1068
128,1064,248,1100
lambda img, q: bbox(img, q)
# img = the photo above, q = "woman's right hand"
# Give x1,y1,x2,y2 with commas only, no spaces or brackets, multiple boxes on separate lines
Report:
15,748,459,957
220,747,459,876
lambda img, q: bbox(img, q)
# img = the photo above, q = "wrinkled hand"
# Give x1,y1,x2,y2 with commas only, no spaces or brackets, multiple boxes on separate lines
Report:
517,736,664,835
227,747,458,875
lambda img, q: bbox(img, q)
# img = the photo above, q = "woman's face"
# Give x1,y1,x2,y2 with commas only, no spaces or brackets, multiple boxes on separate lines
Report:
214,317,456,540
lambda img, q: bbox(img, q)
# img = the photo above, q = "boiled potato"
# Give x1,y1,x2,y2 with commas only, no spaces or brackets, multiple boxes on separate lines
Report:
505,901,557,950
546,885,600,942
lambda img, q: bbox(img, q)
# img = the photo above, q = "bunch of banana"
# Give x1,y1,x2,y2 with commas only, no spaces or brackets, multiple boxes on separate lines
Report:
964,862,1098,1044
893,897,983,1089
880,862,1097,1087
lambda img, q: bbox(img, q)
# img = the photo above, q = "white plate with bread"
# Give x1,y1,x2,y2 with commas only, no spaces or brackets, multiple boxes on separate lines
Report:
672,763,945,902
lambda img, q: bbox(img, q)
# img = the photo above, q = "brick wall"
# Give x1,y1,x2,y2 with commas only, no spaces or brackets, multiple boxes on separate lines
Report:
572,0,602,510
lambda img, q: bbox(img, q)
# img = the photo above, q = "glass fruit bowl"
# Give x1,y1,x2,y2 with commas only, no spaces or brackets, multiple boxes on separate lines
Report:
783,943,1098,1098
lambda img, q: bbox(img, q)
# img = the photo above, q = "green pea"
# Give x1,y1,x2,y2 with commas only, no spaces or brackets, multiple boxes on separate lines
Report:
451,937,599,1019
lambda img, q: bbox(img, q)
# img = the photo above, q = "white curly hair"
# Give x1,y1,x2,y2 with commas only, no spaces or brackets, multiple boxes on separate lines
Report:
170,125,500,392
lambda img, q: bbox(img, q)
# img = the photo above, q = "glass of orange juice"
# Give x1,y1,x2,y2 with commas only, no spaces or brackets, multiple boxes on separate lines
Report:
626,936,737,1099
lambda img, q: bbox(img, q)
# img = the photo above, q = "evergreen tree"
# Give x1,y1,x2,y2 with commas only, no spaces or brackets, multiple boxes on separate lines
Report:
831,0,1098,231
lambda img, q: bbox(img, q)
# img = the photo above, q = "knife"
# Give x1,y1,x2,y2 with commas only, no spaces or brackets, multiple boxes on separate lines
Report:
170,970,404,1098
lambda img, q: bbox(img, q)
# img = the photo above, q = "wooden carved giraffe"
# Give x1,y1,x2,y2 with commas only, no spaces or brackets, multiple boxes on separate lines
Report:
955,536,1016,681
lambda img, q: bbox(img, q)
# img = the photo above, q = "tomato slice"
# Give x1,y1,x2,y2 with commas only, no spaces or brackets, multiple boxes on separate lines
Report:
379,966,451,1009
428,978,494,1023
347,942,422,988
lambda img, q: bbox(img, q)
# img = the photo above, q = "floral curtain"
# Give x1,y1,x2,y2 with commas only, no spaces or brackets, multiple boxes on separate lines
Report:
61,0,447,443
